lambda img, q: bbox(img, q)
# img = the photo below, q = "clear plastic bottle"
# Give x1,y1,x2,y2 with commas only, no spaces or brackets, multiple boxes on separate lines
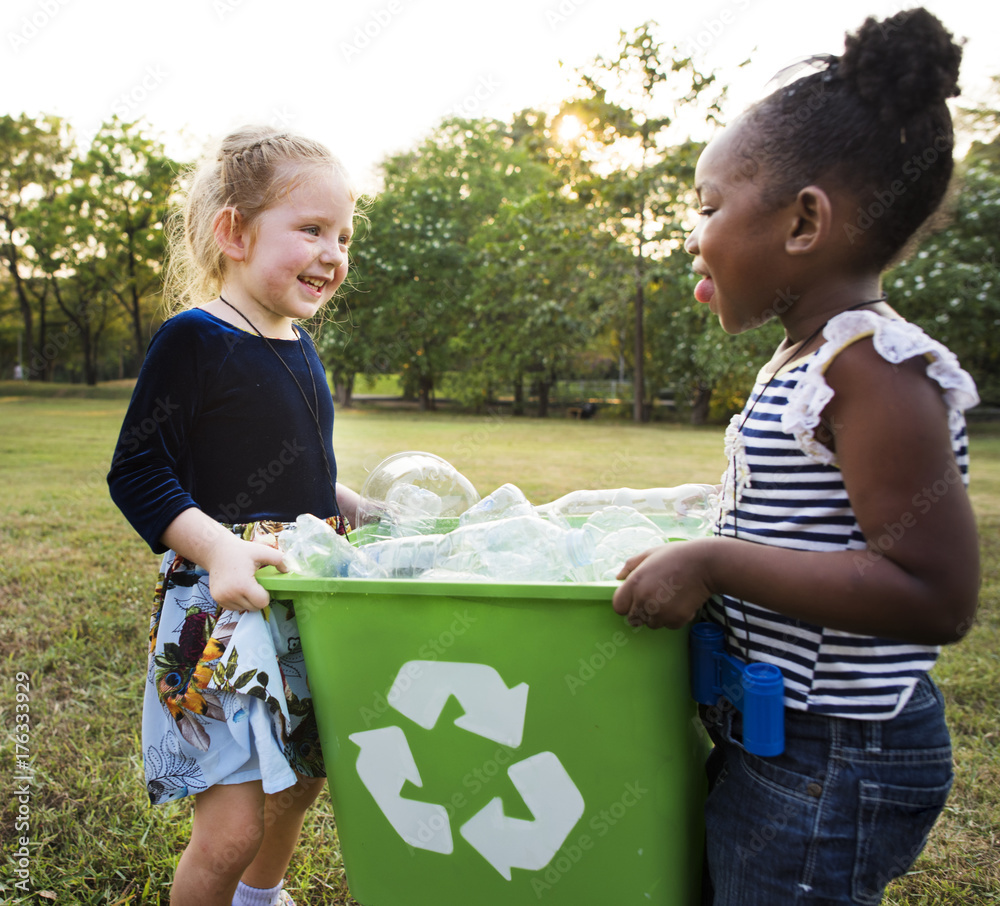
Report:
444,515,596,582
458,483,535,526
536,485,718,539
348,533,453,578
358,451,480,541
279,514,386,578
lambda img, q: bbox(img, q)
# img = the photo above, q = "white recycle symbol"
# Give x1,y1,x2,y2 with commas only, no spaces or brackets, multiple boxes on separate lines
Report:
349,660,585,880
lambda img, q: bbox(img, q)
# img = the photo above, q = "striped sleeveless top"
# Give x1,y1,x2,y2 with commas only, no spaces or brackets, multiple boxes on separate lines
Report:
706,310,979,719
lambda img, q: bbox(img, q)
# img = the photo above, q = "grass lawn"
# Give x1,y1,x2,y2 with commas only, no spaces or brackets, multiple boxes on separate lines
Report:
1,384,997,905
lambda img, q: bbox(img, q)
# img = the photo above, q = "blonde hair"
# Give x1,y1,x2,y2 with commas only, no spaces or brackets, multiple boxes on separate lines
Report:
163,125,358,315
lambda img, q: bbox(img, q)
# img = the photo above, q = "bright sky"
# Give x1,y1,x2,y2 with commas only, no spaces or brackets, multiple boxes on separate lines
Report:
3,0,998,191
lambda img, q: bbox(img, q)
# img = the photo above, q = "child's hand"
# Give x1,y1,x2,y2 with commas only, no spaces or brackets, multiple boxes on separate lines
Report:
160,509,288,613
611,540,712,629
203,532,287,613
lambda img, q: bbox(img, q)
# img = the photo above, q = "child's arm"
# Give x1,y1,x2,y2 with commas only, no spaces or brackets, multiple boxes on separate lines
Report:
613,343,980,645
336,482,363,528
160,508,286,612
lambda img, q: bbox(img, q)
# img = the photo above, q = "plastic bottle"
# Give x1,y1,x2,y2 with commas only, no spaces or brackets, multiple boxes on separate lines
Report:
444,515,597,582
591,526,667,580
458,483,535,525
279,514,386,578
348,533,453,578
358,451,480,541
537,485,718,539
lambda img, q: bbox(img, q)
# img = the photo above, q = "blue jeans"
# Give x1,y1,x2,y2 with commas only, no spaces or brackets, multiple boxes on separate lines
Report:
700,674,954,905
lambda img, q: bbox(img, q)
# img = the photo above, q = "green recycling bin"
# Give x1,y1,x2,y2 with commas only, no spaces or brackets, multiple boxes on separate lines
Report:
257,571,709,905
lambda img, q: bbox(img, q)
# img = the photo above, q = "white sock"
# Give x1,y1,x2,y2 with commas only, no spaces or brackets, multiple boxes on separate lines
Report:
232,879,284,906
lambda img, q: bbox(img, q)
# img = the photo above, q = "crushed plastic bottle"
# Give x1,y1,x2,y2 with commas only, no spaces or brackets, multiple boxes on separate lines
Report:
344,513,597,582
440,515,597,582
281,476,717,583
582,508,668,581
382,483,444,537
458,483,535,526
278,514,387,579
537,484,718,539
347,533,452,579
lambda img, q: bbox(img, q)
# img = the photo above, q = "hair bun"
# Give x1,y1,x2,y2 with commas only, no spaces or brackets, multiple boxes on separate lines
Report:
839,7,962,122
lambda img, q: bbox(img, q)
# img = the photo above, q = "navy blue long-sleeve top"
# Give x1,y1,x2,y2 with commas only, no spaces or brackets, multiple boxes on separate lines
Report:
108,309,339,553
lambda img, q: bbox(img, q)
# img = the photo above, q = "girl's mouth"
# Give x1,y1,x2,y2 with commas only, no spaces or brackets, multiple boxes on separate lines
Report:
299,276,327,296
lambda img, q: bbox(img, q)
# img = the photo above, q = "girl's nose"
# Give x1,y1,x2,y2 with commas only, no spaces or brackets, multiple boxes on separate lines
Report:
320,239,346,268
684,225,700,256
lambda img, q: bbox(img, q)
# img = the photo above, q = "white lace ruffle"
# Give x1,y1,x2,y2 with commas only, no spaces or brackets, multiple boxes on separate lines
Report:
782,311,980,466
719,413,751,521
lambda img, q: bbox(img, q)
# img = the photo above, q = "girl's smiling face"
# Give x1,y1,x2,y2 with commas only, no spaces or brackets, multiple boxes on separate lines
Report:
684,120,799,335
226,165,355,336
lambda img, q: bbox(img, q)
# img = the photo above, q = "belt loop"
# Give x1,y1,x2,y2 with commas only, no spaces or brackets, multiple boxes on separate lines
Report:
865,718,883,753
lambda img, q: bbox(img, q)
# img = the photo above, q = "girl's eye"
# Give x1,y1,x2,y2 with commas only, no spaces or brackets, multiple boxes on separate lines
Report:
698,206,715,217
303,226,320,236
340,236,352,247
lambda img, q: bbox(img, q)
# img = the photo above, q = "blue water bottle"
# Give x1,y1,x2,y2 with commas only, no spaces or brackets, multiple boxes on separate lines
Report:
689,622,785,756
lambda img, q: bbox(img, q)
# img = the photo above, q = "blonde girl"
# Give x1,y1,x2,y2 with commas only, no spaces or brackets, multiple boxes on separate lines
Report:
109,126,363,906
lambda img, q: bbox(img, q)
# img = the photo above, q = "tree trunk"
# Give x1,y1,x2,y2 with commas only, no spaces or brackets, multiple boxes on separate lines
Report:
512,375,525,416
633,279,646,423
4,239,36,379
332,370,354,407
690,382,713,426
418,374,435,411
537,380,551,418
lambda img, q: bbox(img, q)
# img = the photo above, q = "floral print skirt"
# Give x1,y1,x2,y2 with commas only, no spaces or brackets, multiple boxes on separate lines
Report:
142,518,348,805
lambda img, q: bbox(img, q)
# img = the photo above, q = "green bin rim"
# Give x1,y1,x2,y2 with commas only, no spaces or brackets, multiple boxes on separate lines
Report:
256,566,620,601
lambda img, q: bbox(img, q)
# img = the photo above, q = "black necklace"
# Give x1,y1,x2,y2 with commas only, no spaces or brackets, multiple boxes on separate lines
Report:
723,295,887,661
218,296,340,515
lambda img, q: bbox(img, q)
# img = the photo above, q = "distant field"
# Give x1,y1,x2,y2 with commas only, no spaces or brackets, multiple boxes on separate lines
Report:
0,386,996,905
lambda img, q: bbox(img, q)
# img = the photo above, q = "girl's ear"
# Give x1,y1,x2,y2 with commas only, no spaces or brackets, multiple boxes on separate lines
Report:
213,207,249,262
786,185,832,255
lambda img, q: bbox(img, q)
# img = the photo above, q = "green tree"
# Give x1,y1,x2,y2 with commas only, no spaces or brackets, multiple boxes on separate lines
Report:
330,117,548,409
887,147,1000,403
17,120,176,384
0,113,71,379
566,22,725,421
23,192,115,385
73,119,175,368
461,187,619,415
